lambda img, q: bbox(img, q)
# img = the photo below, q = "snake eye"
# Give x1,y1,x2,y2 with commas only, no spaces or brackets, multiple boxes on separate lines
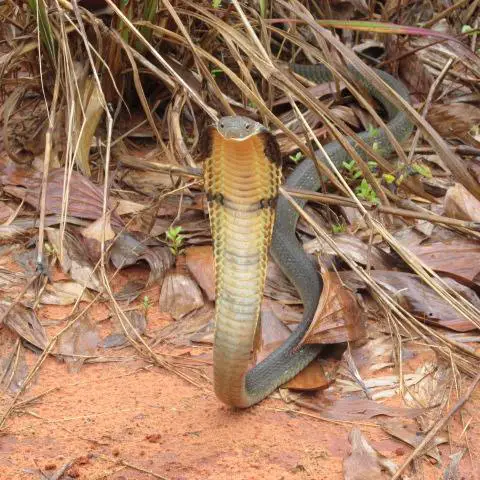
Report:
245,123,250,129
219,122,224,128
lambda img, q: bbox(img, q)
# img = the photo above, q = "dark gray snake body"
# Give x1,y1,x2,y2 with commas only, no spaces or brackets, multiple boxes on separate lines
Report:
205,63,413,407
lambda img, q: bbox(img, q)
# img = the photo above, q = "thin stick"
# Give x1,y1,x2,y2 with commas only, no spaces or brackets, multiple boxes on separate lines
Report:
285,188,480,231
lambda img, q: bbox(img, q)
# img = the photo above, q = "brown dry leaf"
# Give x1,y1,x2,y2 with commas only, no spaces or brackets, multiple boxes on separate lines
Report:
109,233,174,286
74,78,104,176
80,213,116,243
3,168,123,228
155,302,214,347
0,268,25,290
299,398,425,422
103,310,147,348
342,271,480,331
305,234,398,271
381,419,447,463
398,53,434,96
159,270,204,320
119,169,180,196
409,240,480,283
114,199,147,216
0,202,14,223
442,450,465,480
185,246,215,301
126,204,158,234
39,281,94,306
47,229,102,292
0,343,29,393
0,302,48,350
265,261,300,304
57,315,100,373
444,183,480,223
302,272,366,345
427,104,480,145
343,428,398,480
283,360,329,391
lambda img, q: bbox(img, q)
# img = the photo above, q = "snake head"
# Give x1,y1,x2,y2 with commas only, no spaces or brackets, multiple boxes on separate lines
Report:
216,116,267,141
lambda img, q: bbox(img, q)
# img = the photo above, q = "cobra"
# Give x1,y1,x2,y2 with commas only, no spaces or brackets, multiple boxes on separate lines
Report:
202,63,413,408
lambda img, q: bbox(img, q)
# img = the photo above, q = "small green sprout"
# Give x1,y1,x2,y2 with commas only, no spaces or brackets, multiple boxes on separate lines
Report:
367,124,380,138
355,179,379,204
411,162,432,178
211,68,224,77
289,151,303,164
332,223,345,234
166,225,185,256
382,173,396,185
142,295,152,313
212,0,222,8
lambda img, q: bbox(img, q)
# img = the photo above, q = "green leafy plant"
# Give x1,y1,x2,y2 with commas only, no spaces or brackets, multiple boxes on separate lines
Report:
355,179,379,204
166,226,185,256
211,68,224,77
142,295,152,314
332,223,345,234
212,0,222,8
289,151,303,164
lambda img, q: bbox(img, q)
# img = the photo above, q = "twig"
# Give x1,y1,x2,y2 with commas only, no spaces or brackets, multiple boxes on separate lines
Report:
390,371,480,480
285,187,480,231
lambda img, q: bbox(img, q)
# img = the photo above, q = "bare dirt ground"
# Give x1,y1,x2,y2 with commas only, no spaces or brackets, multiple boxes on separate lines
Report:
1,266,479,480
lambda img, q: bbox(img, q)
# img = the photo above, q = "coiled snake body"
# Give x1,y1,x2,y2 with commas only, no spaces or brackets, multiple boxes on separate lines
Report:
202,64,413,408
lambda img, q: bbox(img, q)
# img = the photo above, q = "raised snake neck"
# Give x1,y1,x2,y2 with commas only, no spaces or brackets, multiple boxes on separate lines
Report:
205,63,413,407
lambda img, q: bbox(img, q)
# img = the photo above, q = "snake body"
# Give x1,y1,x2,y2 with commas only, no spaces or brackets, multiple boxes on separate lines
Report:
203,64,413,408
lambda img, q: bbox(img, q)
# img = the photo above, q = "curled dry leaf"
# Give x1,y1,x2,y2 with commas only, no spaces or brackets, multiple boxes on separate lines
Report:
57,315,100,373
444,183,480,223
0,302,48,350
342,270,480,332
185,246,215,301
103,310,147,348
47,229,102,292
109,233,174,286
302,271,366,345
159,270,204,320
343,428,398,480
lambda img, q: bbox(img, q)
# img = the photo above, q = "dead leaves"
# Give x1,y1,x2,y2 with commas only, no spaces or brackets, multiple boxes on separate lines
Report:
0,302,48,350
342,270,480,332
343,428,398,480
159,269,204,320
303,271,366,345
444,183,480,223
427,104,480,146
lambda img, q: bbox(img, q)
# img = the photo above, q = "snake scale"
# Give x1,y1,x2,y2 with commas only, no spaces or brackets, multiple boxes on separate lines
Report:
201,63,413,407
